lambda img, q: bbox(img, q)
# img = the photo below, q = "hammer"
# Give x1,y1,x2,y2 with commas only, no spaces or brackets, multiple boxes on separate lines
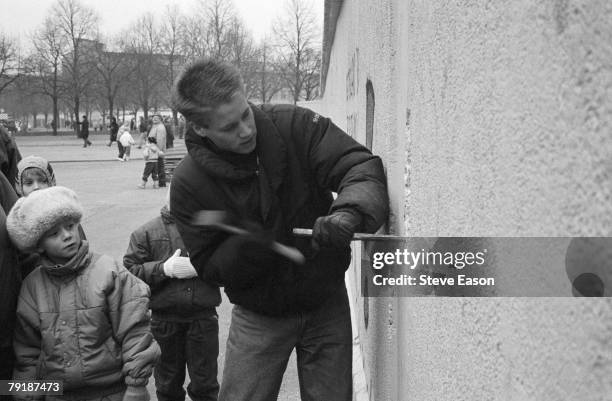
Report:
192,210,306,265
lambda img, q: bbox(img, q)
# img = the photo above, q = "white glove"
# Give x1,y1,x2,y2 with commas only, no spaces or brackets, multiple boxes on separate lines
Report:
163,249,198,279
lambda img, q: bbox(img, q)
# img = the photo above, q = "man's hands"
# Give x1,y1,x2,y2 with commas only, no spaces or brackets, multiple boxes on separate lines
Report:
163,249,198,279
312,209,362,251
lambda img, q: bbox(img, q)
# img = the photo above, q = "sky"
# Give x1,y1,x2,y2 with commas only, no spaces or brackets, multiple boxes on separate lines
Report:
1,0,324,47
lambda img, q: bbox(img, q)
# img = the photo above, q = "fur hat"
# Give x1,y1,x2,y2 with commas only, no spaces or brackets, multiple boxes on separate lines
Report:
6,186,83,252
16,155,56,195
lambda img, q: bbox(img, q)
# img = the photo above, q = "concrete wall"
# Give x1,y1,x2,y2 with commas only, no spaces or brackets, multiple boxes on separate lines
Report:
319,0,612,400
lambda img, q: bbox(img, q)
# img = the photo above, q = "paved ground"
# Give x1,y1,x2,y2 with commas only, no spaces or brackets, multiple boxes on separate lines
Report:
14,133,300,401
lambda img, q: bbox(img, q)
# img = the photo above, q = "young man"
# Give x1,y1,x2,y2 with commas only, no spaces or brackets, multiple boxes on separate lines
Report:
170,58,389,401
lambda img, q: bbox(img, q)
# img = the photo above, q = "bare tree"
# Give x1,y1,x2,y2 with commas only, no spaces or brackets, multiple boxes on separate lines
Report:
122,13,163,120
204,0,237,59
248,40,283,103
300,47,321,100
52,0,99,136
273,0,322,103
159,4,185,125
93,35,134,125
0,33,21,96
30,17,67,135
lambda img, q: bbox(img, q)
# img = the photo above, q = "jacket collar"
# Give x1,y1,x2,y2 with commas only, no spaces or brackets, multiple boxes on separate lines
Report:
40,240,92,276
184,103,287,194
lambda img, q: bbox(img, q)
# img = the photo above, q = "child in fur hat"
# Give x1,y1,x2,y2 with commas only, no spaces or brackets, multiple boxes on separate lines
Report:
6,186,159,401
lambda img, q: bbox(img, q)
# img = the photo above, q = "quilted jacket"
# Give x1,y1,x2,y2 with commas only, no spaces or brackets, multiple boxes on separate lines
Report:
13,241,159,395
123,206,220,320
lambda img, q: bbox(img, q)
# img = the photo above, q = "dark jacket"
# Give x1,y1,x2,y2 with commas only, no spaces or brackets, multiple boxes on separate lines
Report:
171,104,388,316
79,119,89,137
0,126,21,189
124,206,221,320
0,173,20,379
109,120,119,141
13,242,159,395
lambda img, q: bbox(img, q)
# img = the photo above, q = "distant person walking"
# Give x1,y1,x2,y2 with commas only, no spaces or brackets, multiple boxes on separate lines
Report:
108,116,119,147
148,115,167,187
78,115,92,148
138,136,163,189
118,123,136,161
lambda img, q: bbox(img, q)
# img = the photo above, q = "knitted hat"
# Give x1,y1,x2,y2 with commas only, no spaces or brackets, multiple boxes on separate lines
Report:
16,155,56,195
6,186,83,252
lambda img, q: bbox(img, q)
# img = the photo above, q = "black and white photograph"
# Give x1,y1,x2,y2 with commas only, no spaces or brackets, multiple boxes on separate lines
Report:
0,0,611,400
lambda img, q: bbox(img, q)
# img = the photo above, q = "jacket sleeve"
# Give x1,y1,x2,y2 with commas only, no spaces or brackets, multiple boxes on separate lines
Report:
170,173,228,285
123,230,169,290
293,107,389,232
106,266,160,386
12,285,41,381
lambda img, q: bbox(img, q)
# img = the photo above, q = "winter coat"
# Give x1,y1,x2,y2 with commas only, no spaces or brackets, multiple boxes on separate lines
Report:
0,173,20,379
0,126,21,189
148,123,167,153
123,206,221,320
143,143,162,162
79,120,89,137
13,241,159,397
109,121,119,141
171,104,389,316
119,131,135,148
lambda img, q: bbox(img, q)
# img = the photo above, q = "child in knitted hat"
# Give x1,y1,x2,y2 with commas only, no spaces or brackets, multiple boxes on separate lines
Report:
15,155,87,277
6,186,159,401
15,155,56,196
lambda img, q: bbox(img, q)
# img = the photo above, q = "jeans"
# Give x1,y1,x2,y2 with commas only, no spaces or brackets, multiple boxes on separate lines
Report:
152,314,220,401
117,142,125,158
219,286,352,401
142,162,158,182
157,157,166,186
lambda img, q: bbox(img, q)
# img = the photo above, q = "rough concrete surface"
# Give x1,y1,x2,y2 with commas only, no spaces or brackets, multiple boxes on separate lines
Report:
319,0,612,400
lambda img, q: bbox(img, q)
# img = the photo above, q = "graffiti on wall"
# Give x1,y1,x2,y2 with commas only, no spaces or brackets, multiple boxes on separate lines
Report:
346,48,360,138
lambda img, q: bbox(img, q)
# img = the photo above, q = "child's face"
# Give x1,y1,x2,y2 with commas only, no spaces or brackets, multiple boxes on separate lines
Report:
38,220,81,264
21,168,50,196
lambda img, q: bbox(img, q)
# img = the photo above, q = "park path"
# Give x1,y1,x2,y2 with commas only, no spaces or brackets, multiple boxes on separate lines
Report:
14,133,300,401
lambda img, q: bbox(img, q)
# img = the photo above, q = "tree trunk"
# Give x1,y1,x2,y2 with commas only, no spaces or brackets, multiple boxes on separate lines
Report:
52,97,59,136
74,97,81,138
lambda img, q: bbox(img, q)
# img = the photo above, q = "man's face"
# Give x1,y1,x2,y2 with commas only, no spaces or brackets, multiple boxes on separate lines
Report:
21,168,50,196
152,116,161,124
195,92,257,154
38,220,81,264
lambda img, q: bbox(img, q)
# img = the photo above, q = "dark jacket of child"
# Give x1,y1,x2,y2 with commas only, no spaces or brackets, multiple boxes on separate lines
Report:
13,241,159,399
123,206,221,320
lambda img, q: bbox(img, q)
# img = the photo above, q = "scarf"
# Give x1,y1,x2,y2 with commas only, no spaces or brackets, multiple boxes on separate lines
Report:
40,240,92,277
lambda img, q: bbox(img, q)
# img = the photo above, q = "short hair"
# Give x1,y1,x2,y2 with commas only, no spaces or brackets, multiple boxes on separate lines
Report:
171,58,245,127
